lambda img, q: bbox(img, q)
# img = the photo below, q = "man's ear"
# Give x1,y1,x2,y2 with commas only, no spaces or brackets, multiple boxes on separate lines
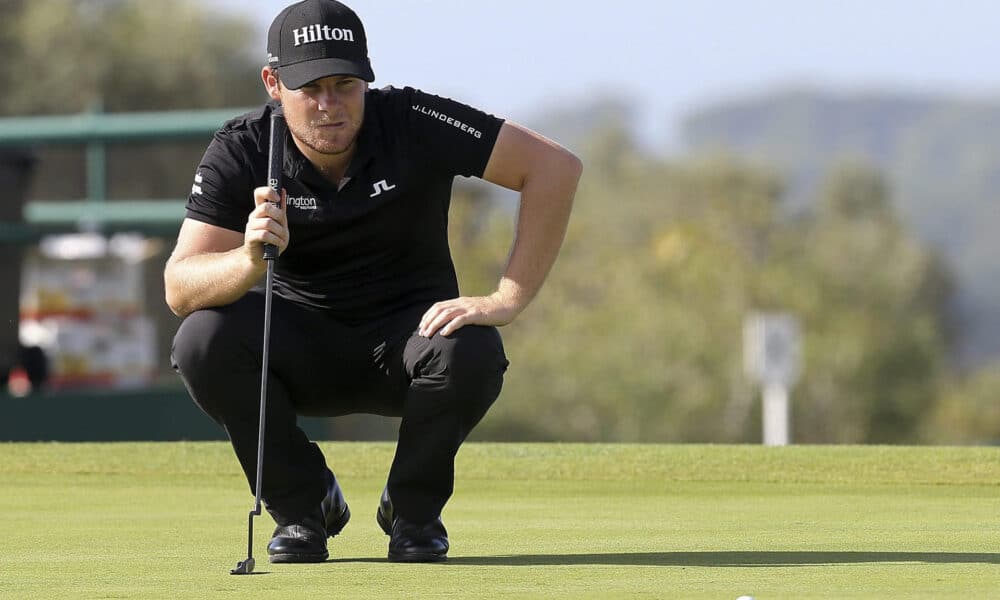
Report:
261,67,282,102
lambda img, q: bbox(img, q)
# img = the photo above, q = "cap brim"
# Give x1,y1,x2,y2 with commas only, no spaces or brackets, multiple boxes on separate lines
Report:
278,58,375,89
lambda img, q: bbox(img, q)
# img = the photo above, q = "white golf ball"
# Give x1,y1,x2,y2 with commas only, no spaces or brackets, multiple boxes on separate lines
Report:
736,596,754,600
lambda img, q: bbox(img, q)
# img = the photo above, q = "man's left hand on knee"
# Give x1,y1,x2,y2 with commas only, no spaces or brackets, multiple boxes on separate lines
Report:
418,294,522,338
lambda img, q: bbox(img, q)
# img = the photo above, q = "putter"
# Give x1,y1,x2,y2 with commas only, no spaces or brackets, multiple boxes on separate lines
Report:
232,107,286,576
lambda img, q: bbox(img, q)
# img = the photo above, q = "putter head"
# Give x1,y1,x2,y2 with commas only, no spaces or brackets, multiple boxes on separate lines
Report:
231,557,255,575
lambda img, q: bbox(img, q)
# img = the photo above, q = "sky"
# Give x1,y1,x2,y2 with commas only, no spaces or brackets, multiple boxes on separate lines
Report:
206,0,1000,152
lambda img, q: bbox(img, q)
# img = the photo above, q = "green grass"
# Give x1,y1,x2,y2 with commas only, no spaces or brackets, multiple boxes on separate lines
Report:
0,443,997,599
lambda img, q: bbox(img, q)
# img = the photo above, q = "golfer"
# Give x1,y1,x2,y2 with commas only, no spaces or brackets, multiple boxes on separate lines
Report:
167,0,580,564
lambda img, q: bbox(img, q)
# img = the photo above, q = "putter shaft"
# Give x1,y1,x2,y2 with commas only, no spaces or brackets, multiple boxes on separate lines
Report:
232,110,284,575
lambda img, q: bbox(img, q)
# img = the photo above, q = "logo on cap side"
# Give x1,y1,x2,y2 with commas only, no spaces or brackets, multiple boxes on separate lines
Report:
292,24,355,47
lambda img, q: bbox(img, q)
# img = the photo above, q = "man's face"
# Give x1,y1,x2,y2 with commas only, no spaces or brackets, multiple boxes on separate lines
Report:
266,69,367,158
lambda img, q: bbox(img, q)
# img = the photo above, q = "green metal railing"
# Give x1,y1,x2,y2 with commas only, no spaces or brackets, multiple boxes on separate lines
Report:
0,107,253,240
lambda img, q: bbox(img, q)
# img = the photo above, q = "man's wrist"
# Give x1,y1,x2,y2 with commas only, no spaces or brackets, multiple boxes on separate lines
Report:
239,245,267,270
490,280,529,314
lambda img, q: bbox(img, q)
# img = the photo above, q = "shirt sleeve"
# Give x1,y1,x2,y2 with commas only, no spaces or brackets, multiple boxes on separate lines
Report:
185,130,256,233
399,87,505,178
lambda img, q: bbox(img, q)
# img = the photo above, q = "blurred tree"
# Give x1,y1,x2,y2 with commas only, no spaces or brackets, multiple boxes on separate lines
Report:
682,88,1000,366
458,126,954,443
819,162,893,222
3,0,266,203
0,0,262,116
767,164,952,443
923,363,1000,445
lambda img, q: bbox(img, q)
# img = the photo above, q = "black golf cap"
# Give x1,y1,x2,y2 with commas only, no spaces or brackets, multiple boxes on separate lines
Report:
267,0,375,89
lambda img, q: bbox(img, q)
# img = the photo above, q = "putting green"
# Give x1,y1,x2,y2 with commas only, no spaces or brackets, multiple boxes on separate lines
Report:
0,442,997,599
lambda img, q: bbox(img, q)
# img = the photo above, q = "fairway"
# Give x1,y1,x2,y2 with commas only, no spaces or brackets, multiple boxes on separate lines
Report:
0,443,997,599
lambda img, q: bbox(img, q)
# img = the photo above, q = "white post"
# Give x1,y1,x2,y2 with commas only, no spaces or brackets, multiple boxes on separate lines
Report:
762,382,790,446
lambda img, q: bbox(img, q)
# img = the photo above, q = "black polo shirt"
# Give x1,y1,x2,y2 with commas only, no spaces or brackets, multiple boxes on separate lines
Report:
186,86,505,323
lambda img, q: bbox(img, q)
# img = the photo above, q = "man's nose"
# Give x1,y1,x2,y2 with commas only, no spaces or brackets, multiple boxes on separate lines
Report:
315,88,340,111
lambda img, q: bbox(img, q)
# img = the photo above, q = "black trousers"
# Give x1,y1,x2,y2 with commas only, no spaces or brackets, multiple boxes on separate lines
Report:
171,292,508,523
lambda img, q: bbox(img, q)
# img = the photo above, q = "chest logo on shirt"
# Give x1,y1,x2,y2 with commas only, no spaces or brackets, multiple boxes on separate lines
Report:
288,195,318,210
369,179,397,198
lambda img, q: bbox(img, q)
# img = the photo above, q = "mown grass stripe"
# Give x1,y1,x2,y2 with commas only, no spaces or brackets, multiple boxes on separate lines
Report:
0,442,997,485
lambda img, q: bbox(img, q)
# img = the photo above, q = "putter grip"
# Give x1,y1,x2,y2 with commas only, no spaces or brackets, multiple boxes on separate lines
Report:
264,110,286,261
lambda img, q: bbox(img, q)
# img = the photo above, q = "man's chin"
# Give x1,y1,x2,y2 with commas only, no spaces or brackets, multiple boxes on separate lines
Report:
316,145,352,156
305,139,353,156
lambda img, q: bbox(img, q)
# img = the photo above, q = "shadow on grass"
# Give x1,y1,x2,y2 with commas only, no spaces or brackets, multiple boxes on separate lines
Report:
329,552,1000,567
